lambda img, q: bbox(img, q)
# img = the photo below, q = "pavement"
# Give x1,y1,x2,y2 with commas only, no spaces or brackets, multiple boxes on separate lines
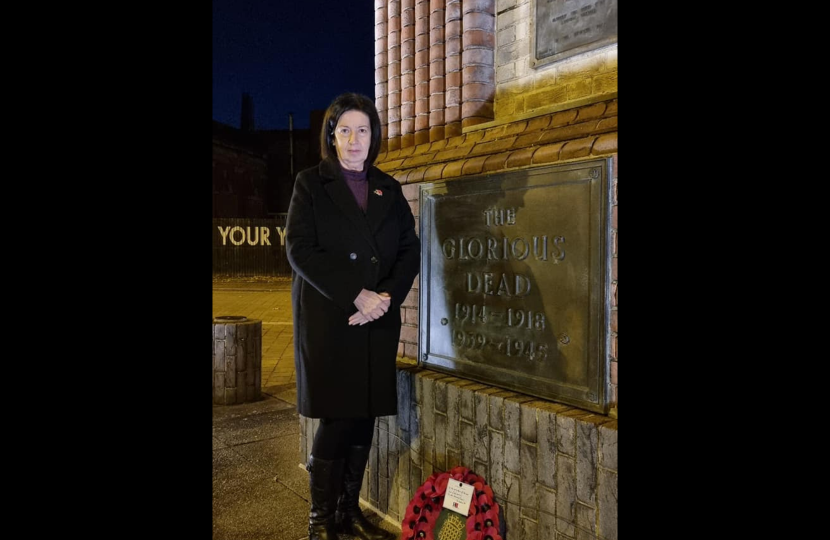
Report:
212,277,401,540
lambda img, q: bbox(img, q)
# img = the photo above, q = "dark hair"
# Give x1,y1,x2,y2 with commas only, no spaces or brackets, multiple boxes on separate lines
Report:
320,92,382,167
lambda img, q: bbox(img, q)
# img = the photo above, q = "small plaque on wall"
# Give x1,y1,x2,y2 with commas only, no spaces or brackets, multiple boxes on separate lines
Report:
532,0,618,68
418,159,612,413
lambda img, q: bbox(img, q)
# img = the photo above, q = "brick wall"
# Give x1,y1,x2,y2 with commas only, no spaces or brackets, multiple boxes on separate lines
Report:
300,367,618,539
300,2,618,537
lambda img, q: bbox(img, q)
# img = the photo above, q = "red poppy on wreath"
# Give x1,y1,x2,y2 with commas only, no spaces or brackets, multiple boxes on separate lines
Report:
374,189,383,196
401,466,503,540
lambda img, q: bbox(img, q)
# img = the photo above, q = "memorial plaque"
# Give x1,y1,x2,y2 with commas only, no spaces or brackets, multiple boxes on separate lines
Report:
419,159,612,413
532,0,618,68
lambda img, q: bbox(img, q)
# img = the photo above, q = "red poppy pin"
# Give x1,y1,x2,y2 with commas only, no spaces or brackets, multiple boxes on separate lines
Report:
373,189,383,196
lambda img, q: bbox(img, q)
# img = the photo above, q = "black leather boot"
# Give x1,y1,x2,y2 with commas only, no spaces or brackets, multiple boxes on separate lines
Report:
336,445,395,540
307,455,345,540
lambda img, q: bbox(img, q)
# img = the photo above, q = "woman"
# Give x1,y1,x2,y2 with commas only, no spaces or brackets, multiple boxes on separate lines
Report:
286,93,421,540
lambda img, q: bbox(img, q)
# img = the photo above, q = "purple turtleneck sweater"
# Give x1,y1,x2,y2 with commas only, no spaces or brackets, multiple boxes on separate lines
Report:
341,165,369,213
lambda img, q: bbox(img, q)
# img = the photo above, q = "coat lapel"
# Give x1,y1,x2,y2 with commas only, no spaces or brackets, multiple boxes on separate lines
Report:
366,168,395,233
319,159,376,247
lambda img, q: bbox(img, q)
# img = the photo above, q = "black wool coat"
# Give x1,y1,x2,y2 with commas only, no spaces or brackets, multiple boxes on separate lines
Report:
286,157,421,419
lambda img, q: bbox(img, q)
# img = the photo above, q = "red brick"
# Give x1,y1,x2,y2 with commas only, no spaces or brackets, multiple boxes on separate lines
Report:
400,325,419,343
445,105,461,124
388,93,401,110
402,2,415,24
415,0,429,18
403,288,420,308
430,10,445,31
611,282,617,308
462,64,495,84
560,136,595,160
388,75,401,93
612,229,617,256
610,360,617,384
416,32,429,51
415,113,429,130
429,94,444,111
429,43,445,61
398,341,405,358
461,155,488,175
462,11,494,31
406,306,420,325
402,24,415,40
404,342,419,360
461,100,494,119
416,49,429,67
462,29,495,49
402,86,415,103
532,142,564,164
401,102,416,120
463,82,494,101
610,309,617,333
592,133,617,155
462,48,494,65
402,183,420,200
376,39,388,55
611,205,617,228
445,87,461,107
462,0,493,14
505,147,536,169
446,32,462,53
446,71,462,88
611,256,617,281
429,59,445,77
445,0,462,20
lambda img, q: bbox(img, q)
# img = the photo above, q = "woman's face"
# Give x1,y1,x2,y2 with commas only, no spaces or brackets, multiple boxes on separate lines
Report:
334,109,371,171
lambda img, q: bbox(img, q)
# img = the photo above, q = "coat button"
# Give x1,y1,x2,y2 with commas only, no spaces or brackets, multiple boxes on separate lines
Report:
371,256,378,264
349,253,357,260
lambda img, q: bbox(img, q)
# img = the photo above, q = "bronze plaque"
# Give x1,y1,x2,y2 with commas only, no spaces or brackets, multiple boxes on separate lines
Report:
419,159,611,413
532,0,618,68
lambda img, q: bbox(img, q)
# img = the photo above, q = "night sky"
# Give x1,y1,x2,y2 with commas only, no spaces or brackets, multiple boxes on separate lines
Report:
213,0,376,131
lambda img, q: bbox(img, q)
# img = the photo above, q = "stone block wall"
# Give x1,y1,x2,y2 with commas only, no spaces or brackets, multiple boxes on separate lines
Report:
300,366,617,539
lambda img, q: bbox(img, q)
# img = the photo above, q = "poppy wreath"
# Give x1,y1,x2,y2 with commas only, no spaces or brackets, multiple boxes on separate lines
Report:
400,465,502,540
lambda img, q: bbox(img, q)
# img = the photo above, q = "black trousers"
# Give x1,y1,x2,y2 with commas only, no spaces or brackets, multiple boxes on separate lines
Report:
311,417,376,460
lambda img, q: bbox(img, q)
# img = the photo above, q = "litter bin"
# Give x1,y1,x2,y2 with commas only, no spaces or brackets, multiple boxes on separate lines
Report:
213,316,262,405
